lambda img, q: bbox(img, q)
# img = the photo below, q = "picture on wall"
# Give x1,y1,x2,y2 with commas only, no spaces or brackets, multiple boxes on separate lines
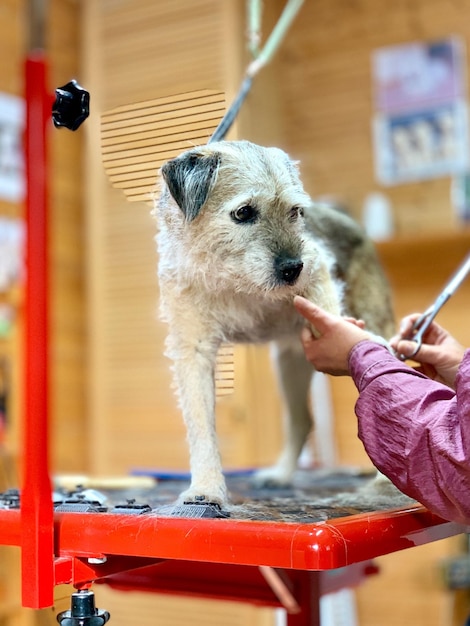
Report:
371,37,469,185
373,101,469,184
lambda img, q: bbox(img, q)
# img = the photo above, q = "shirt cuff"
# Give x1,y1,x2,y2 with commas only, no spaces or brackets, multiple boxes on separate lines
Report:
348,340,403,391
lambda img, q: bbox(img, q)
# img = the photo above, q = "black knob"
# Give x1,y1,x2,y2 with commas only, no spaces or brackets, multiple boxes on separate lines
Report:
52,80,90,131
57,590,110,626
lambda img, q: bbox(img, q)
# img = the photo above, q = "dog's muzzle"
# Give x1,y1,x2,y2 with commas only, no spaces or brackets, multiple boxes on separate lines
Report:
274,256,304,285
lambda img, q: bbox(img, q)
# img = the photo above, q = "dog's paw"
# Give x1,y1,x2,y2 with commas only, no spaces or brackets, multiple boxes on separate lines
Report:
251,465,293,489
178,484,229,508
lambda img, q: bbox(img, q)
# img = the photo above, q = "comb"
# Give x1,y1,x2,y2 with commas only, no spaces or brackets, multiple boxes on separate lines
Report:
214,343,235,397
157,501,230,519
101,90,226,204
101,90,236,397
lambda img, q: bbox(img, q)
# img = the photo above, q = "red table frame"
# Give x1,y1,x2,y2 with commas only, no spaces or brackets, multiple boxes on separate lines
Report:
14,45,468,626
2,500,467,623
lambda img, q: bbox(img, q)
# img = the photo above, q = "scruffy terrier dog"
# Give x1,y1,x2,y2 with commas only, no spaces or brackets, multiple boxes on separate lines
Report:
154,140,395,507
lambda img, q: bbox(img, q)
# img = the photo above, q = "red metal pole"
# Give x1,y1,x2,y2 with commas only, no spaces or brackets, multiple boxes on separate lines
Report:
21,50,54,609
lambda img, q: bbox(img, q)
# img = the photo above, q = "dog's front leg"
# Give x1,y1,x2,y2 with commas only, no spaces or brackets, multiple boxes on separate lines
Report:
253,337,314,487
166,323,228,506
306,262,342,322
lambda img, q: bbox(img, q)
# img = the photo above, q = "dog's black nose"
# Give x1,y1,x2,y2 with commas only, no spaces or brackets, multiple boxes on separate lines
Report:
275,257,304,285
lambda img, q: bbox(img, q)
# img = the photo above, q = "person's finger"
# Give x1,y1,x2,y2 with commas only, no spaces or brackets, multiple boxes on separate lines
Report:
395,339,442,364
293,296,335,334
399,317,414,337
390,319,421,348
398,313,425,340
344,317,366,329
395,339,421,359
300,325,314,346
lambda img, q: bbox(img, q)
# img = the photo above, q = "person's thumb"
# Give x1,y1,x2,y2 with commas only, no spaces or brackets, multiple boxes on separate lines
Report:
293,296,333,334
396,339,441,365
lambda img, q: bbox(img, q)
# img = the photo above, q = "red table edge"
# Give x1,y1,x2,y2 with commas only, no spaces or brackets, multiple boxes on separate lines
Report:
1,503,467,579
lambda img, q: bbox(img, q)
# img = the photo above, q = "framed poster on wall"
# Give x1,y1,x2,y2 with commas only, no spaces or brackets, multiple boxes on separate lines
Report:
371,37,469,184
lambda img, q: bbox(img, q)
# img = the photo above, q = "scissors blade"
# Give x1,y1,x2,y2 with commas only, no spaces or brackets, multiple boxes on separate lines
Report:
443,252,470,296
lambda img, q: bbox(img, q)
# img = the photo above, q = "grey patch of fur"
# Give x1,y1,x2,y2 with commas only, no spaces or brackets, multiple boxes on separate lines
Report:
161,151,221,222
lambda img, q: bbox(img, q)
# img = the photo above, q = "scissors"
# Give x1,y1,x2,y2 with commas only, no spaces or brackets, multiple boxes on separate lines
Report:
398,252,470,361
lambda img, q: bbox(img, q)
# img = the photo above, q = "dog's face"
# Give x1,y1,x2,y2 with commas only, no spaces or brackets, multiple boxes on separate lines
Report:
158,141,323,298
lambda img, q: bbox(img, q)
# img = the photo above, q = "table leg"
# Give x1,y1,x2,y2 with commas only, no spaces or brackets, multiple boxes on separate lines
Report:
286,571,321,626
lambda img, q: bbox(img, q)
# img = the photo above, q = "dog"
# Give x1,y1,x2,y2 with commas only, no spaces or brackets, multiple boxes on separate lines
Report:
153,140,395,507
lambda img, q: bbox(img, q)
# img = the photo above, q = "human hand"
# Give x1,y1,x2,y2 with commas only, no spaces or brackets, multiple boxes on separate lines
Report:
293,296,371,376
390,313,465,388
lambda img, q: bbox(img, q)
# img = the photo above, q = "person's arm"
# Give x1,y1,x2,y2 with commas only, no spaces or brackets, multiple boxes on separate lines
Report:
351,342,470,524
293,295,470,524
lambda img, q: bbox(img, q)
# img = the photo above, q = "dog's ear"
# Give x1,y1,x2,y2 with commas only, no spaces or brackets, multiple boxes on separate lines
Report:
161,151,221,221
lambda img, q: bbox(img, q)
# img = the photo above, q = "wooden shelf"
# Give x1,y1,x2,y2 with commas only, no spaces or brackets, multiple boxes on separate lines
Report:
376,229,470,290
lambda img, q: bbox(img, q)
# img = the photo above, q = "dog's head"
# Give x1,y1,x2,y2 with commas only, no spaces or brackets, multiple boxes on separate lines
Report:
158,141,324,296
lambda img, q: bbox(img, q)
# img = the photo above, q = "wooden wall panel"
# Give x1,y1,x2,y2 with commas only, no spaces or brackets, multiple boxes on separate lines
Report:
0,0,24,100
98,0,242,110
0,0,85,472
83,0,284,475
277,0,470,236
94,587,274,626
0,0,25,471
0,1,84,625
0,5,27,623
47,0,87,472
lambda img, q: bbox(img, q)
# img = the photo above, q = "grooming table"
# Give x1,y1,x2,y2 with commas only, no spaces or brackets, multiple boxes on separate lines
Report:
17,47,468,624
1,469,467,625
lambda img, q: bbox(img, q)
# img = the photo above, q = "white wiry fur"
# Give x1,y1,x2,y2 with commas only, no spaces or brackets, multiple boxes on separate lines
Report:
153,140,395,507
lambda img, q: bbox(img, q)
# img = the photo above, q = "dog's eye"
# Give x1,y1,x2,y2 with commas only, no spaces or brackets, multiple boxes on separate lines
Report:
289,206,304,221
231,205,258,223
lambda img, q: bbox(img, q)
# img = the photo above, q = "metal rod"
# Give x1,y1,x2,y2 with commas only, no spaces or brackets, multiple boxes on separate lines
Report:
247,0,304,76
27,0,47,50
210,0,303,142
247,0,262,58
209,76,253,143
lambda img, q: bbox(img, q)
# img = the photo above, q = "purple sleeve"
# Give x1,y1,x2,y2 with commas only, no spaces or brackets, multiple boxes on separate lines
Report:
348,342,470,524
